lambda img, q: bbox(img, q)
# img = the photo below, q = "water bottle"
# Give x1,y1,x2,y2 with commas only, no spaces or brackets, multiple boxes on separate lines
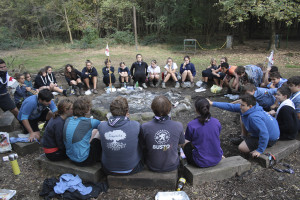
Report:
176,177,186,191
135,82,139,89
3,154,20,175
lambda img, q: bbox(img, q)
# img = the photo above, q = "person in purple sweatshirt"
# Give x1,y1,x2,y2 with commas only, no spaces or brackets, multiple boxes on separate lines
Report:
207,94,280,158
183,97,223,168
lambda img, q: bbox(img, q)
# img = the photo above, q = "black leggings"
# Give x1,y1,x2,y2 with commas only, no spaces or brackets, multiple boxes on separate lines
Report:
183,142,197,166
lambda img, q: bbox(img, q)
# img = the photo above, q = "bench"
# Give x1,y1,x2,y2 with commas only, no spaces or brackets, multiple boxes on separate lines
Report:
36,154,102,183
255,140,300,168
183,156,251,186
9,131,40,156
108,168,178,190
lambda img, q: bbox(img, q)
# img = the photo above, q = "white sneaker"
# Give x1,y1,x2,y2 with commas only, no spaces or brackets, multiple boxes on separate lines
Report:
85,89,92,95
142,83,147,89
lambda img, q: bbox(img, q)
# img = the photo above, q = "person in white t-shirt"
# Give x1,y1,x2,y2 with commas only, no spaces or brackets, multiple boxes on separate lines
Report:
147,60,161,87
162,57,180,89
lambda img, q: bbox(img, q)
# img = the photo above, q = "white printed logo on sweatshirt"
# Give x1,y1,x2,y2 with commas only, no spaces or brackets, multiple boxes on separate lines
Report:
104,130,126,151
153,130,170,150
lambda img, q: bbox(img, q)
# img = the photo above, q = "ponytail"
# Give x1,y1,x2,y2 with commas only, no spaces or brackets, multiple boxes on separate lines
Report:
195,98,211,125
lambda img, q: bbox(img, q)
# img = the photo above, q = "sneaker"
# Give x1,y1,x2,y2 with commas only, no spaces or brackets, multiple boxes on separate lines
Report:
85,89,92,95
230,136,245,145
162,82,166,89
181,82,186,88
93,89,98,94
150,81,155,88
175,82,180,88
142,83,147,89
201,82,208,89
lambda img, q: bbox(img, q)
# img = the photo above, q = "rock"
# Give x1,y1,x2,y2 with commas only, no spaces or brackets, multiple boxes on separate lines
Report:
92,107,109,121
141,112,154,121
130,113,142,122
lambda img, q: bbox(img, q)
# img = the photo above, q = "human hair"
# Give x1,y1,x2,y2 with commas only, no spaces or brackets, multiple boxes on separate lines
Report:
221,62,229,69
151,60,157,64
287,76,300,86
54,99,73,118
105,58,111,65
23,72,31,78
38,89,54,102
269,71,281,79
184,55,190,61
136,54,142,58
221,57,228,63
210,58,216,64
0,59,5,64
235,66,245,75
64,64,76,79
195,97,211,125
15,73,24,81
86,60,92,66
38,68,46,76
73,97,91,117
240,94,256,106
44,66,52,73
151,95,172,117
119,62,125,67
270,66,279,73
277,86,291,98
243,83,257,93
110,96,129,116
166,57,173,64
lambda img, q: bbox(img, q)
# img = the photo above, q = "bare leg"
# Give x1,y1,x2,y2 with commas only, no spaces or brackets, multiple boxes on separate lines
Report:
164,73,171,82
238,141,250,153
83,78,90,89
171,72,178,81
181,71,188,82
240,116,248,137
187,71,193,82
92,76,97,90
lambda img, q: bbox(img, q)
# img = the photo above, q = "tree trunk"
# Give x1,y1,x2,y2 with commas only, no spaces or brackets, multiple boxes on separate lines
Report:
269,20,276,51
64,7,73,44
37,21,47,44
238,23,245,44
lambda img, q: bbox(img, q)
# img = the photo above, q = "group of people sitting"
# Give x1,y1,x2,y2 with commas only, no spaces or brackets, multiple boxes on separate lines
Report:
0,56,299,174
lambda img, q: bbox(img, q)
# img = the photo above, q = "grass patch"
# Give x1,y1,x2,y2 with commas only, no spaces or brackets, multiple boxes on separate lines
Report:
286,64,300,68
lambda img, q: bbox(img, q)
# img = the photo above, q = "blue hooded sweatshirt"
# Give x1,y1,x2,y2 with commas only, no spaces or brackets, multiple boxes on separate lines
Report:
254,87,277,110
212,102,279,154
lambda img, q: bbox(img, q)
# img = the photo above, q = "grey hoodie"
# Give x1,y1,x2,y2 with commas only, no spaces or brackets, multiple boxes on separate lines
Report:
98,116,142,172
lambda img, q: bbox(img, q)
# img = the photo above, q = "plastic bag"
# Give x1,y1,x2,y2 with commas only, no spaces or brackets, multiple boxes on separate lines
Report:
210,85,222,94
0,132,12,153
0,189,16,200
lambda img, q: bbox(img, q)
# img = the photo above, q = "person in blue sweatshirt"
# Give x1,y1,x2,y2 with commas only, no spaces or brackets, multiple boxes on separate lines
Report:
207,94,279,158
63,97,101,166
243,83,277,111
98,96,143,175
180,55,196,88
14,73,32,109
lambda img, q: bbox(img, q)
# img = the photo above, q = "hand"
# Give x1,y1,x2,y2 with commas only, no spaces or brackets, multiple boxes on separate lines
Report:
206,98,213,106
231,99,242,104
268,110,276,116
29,131,40,142
25,87,31,92
216,74,220,77
251,150,261,158
85,72,89,74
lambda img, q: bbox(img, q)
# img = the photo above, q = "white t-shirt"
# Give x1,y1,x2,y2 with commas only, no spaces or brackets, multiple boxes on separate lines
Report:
147,65,161,74
164,63,178,71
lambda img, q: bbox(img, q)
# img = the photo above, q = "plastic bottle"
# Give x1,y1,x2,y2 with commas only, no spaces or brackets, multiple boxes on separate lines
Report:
176,177,186,191
135,82,139,89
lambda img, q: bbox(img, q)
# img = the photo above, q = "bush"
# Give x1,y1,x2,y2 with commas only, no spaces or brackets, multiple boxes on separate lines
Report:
82,27,99,44
0,26,24,50
140,34,167,45
110,31,134,45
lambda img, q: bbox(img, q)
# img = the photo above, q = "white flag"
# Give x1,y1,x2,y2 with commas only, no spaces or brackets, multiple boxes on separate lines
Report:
267,51,274,69
105,44,109,56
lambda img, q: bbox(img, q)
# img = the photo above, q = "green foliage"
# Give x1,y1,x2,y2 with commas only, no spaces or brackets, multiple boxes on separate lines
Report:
110,31,134,45
0,27,24,50
82,27,99,44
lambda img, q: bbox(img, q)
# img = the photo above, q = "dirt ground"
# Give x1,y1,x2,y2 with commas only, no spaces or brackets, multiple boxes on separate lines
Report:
0,42,300,200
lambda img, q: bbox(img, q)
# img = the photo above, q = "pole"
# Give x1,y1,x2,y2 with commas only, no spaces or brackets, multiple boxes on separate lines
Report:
133,6,138,51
